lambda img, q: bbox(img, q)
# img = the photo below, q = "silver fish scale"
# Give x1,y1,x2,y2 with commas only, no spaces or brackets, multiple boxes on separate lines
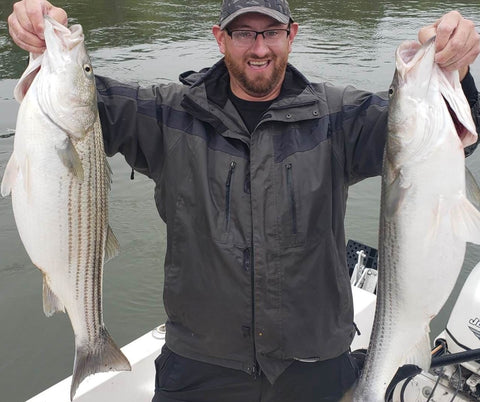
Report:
67,118,109,345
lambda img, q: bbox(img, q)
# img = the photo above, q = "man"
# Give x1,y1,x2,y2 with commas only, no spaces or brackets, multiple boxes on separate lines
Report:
8,0,480,401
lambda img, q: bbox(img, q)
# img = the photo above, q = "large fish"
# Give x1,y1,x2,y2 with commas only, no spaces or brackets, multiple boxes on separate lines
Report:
1,17,130,400
353,37,480,401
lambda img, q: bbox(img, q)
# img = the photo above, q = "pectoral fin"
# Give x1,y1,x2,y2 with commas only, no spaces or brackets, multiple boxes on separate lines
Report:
42,274,65,317
1,153,19,197
451,196,480,245
384,171,410,219
104,226,120,263
56,137,84,181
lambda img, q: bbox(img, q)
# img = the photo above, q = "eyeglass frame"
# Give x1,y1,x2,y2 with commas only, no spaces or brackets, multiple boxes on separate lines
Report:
224,26,291,46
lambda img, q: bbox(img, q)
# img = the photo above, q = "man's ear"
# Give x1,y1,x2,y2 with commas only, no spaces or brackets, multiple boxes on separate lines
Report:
212,25,226,54
288,22,299,53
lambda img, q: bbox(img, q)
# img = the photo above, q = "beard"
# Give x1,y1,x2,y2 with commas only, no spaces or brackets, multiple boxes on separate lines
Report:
224,51,288,98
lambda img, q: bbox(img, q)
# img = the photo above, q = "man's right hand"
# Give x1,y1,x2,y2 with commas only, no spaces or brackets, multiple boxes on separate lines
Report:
8,0,67,53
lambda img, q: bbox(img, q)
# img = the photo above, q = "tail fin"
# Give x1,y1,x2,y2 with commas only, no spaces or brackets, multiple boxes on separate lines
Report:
70,326,131,400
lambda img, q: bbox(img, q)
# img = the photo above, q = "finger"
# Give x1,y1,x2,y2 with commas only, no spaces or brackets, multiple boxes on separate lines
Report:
10,34,46,54
439,45,480,72
436,20,479,69
8,10,46,51
11,0,45,43
24,0,48,39
435,22,471,67
8,21,46,53
433,11,463,53
46,4,68,26
22,0,67,40
418,24,436,45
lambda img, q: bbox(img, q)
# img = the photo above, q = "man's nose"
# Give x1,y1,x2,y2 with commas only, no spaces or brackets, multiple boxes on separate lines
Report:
250,33,270,56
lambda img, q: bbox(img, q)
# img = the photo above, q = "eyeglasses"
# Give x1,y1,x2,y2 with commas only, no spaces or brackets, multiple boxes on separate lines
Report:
225,28,290,47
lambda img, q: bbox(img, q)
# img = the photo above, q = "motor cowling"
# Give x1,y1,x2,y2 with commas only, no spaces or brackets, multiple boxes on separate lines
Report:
444,260,480,375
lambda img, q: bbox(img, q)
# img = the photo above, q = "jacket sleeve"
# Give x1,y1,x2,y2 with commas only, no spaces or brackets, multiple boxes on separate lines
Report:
95,75,179,182
329,71,480,185
325,83,390,185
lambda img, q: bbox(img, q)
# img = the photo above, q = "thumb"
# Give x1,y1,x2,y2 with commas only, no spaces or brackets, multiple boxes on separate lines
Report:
418,24,437,45
30,0,68,39
45,2,68,26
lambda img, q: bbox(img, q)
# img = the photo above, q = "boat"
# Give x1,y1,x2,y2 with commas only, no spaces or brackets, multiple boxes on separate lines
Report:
27,240,480,401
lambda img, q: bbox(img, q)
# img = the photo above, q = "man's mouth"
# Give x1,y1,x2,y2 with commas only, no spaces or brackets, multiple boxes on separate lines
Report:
248,60,271,70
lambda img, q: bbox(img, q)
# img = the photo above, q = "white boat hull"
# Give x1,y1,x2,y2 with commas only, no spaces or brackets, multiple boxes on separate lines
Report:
26,286,378,401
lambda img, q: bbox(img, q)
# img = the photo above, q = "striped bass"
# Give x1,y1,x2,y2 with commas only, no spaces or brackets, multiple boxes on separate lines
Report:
353,38,480,401
1,16,130,400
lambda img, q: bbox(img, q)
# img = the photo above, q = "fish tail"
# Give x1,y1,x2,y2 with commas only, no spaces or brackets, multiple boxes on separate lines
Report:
70,326,131,400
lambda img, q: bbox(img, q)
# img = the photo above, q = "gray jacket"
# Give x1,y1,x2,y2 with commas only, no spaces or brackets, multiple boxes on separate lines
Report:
95,59,479,383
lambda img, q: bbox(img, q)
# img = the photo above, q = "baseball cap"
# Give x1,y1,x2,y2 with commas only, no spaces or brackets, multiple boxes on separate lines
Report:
219,0,293,29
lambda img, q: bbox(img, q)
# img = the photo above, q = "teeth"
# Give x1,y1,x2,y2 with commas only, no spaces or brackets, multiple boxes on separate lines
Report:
249,61,268,67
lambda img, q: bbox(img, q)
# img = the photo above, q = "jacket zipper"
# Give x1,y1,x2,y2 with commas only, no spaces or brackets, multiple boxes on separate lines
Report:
246,166,259,377
285,163,298,234
249,245,260,378
225,161,236,231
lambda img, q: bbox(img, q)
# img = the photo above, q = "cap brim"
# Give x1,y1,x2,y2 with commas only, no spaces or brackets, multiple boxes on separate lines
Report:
220,6,290,29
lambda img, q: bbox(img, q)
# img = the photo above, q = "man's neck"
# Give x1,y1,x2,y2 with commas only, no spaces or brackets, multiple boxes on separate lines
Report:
228,86,275,133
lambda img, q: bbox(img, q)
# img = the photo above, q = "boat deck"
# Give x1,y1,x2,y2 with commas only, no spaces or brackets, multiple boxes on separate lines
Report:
26,286,376,401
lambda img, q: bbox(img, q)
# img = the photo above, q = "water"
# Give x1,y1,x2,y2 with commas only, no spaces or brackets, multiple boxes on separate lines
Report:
0,1,479,400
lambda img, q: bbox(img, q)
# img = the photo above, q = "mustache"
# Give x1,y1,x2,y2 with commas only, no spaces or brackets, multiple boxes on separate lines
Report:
246,54,275,60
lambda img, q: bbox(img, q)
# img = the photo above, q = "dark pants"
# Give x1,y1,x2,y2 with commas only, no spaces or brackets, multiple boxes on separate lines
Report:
152,345,358,402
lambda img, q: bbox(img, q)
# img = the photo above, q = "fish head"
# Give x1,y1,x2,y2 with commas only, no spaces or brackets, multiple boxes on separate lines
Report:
37,16,98,139
388,37,477,161
387,38,437,147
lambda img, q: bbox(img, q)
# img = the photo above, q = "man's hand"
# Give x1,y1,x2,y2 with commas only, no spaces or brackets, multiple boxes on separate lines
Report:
8,0,67,54
418,10,480,80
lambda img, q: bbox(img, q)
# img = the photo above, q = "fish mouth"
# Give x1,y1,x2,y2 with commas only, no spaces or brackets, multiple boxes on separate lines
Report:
395,37,436,80
68,24,84,45
44,15,84,50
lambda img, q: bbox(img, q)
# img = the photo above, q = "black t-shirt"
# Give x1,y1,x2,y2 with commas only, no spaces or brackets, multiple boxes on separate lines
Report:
228,87,274,134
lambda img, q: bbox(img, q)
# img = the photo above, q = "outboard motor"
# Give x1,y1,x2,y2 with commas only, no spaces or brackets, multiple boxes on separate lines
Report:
393,261,480,401
445,261,480,375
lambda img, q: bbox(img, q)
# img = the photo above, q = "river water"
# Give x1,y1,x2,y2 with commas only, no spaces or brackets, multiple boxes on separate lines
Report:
0,1,479,400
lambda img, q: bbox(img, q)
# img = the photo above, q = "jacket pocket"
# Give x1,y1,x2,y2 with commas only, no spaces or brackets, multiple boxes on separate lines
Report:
225,161,236,231
285,163,297,235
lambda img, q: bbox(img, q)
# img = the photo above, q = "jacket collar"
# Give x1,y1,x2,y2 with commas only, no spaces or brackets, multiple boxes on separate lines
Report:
180,58,316,107
180,59,322,137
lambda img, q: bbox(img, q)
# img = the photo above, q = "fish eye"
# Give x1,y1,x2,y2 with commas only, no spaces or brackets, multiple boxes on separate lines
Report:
83,64,93,75
388,86,395,98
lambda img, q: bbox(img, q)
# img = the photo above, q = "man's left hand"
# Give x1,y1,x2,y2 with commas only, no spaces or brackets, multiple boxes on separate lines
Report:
418,10,480,80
